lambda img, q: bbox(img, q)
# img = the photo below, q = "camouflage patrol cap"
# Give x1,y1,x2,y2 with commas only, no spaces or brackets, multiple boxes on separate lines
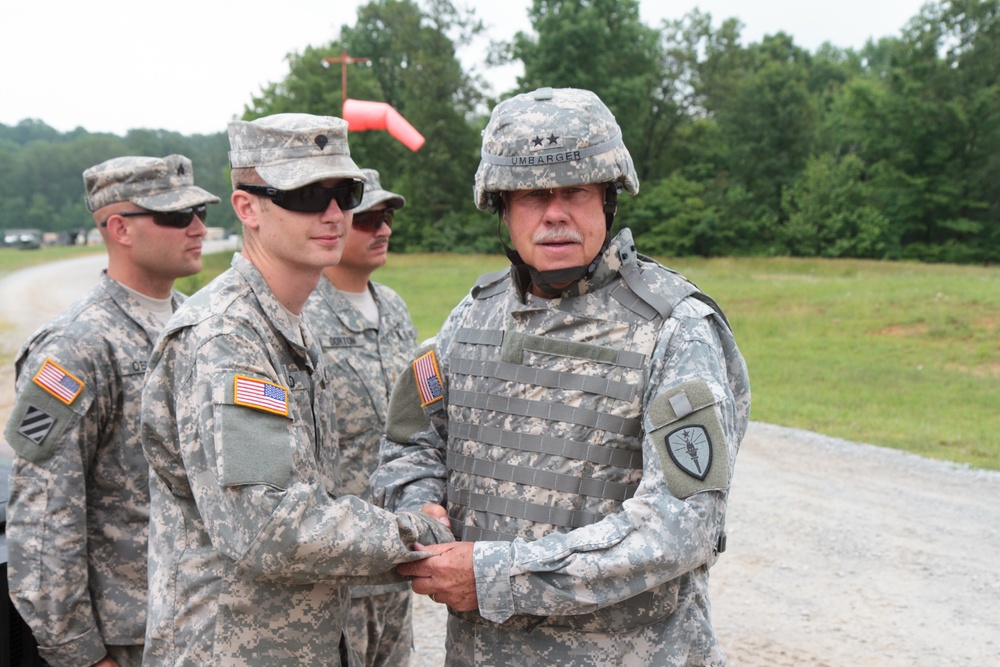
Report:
83,154,221,213
228,113,365,190
474,87,639,212
355,168,406,213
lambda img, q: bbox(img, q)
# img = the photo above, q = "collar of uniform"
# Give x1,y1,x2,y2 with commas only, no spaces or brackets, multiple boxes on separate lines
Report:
99,271,181,342
315,275,377,333
230,253,314,357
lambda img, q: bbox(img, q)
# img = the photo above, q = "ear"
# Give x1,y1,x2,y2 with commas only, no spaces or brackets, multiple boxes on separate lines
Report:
231,190,260,231
103,214,135,248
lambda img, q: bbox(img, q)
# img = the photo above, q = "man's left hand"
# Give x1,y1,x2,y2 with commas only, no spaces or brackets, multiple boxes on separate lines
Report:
398,541,478,612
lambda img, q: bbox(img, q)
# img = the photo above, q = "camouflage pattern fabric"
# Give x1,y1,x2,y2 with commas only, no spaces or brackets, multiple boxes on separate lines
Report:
474,87,639,211
83,154,219,212
228,113,365,190
140,253,451,666
353,168,405,213
345,588,414,667
3,272,183,667
304,275,418,666
372,229,751,666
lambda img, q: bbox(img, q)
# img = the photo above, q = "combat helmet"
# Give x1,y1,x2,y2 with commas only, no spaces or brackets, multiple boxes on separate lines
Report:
474,87,638,212
474,87,639,294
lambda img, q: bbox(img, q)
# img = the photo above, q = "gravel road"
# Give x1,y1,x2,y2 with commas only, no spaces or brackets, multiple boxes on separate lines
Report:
3,250,998,666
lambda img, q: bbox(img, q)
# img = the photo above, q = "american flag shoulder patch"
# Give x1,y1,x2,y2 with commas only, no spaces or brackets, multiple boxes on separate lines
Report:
233,375,289,417
32,358,84,405
413,350,443,406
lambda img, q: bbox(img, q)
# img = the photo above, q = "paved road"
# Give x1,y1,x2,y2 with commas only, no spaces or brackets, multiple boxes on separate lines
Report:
3,245,999,666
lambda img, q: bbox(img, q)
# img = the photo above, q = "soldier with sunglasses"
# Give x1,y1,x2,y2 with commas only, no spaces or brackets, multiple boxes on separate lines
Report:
302,168,418,667
4,155,219,667
139,114,452,666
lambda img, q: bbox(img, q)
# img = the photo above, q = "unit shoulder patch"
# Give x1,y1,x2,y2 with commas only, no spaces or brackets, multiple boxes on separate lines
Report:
665,425,713,481
4,380,81,463
649,379,730,499
16,405,56,445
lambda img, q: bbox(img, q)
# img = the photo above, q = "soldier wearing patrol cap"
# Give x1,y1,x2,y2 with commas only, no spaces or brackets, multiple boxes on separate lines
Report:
4,154,219,667
139,114,453,667
302,168,419,667
372,88,752,665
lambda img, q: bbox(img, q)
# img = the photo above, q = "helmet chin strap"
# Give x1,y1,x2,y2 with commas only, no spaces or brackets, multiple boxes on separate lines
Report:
494,185,619,297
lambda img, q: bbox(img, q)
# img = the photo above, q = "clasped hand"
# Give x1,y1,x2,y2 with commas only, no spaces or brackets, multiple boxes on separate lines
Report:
399,503,478,612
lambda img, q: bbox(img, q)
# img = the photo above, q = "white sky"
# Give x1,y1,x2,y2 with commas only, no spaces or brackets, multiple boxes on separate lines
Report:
0,0,930,136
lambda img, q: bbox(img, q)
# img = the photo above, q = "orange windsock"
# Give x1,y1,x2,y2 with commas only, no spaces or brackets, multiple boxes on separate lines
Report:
342,98,425,152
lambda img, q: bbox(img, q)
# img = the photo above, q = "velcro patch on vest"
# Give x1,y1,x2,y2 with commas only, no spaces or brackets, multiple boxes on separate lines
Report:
233,374,289,417
32,358,84,405
648,379,730,499
413,350,443,406
4,380,80,464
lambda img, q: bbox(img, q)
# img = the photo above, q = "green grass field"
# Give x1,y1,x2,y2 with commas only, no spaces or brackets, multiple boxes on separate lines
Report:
11,247,1000,470
389,255,1000,470
0,244,102,273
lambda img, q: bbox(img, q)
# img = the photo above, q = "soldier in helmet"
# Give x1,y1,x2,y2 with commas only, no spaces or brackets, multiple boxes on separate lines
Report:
371,88,751,665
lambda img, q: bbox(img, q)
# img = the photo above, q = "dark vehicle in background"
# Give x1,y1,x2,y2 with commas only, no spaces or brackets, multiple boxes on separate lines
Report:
2,230,42,250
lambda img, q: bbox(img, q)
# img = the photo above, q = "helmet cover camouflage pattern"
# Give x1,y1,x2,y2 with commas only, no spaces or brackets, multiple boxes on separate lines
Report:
355,168,406,213
83,154,221,213
474,87,639,211
228,113,366,190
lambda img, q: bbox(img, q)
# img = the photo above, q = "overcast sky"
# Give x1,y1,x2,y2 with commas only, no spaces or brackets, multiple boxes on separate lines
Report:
1,0,931,136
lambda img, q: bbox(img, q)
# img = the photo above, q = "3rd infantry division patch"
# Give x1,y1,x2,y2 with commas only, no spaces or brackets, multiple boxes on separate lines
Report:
16,405,56,445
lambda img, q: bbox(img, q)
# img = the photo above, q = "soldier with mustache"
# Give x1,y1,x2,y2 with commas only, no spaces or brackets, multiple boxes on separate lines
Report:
372,88,752,666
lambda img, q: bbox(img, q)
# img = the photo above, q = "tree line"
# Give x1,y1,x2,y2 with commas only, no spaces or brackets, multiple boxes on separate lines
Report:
2,0,997,263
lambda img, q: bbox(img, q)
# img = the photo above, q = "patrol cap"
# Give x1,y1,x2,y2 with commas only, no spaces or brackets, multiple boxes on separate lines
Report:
83,154,221,213
474,87,639,212
355,168,406,213
228,113,366,190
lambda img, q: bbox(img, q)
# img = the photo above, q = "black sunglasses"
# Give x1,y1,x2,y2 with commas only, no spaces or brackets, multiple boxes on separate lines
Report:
352,209,394,232
101,205,208,229
237,181,364,213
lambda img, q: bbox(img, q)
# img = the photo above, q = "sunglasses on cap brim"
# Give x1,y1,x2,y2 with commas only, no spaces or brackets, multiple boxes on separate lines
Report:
101,205,208,229
237,181,365,213
351,209,394,232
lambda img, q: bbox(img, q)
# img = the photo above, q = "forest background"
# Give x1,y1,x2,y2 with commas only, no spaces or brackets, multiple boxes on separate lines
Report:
1,0,998,264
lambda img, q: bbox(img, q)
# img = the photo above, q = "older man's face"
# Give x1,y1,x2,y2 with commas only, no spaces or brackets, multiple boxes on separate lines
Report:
505,184,607,291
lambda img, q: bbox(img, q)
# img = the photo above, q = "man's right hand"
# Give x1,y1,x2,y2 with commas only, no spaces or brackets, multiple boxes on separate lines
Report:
421,502,450,527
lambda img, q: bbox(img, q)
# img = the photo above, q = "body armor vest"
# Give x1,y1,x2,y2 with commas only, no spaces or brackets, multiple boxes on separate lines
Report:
443,233,714,631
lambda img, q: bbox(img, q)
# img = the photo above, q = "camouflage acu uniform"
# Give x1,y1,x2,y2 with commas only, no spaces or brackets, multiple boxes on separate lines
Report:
4,272,183,667
304,275,419,667
372,229,751,666
141,254,449,666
